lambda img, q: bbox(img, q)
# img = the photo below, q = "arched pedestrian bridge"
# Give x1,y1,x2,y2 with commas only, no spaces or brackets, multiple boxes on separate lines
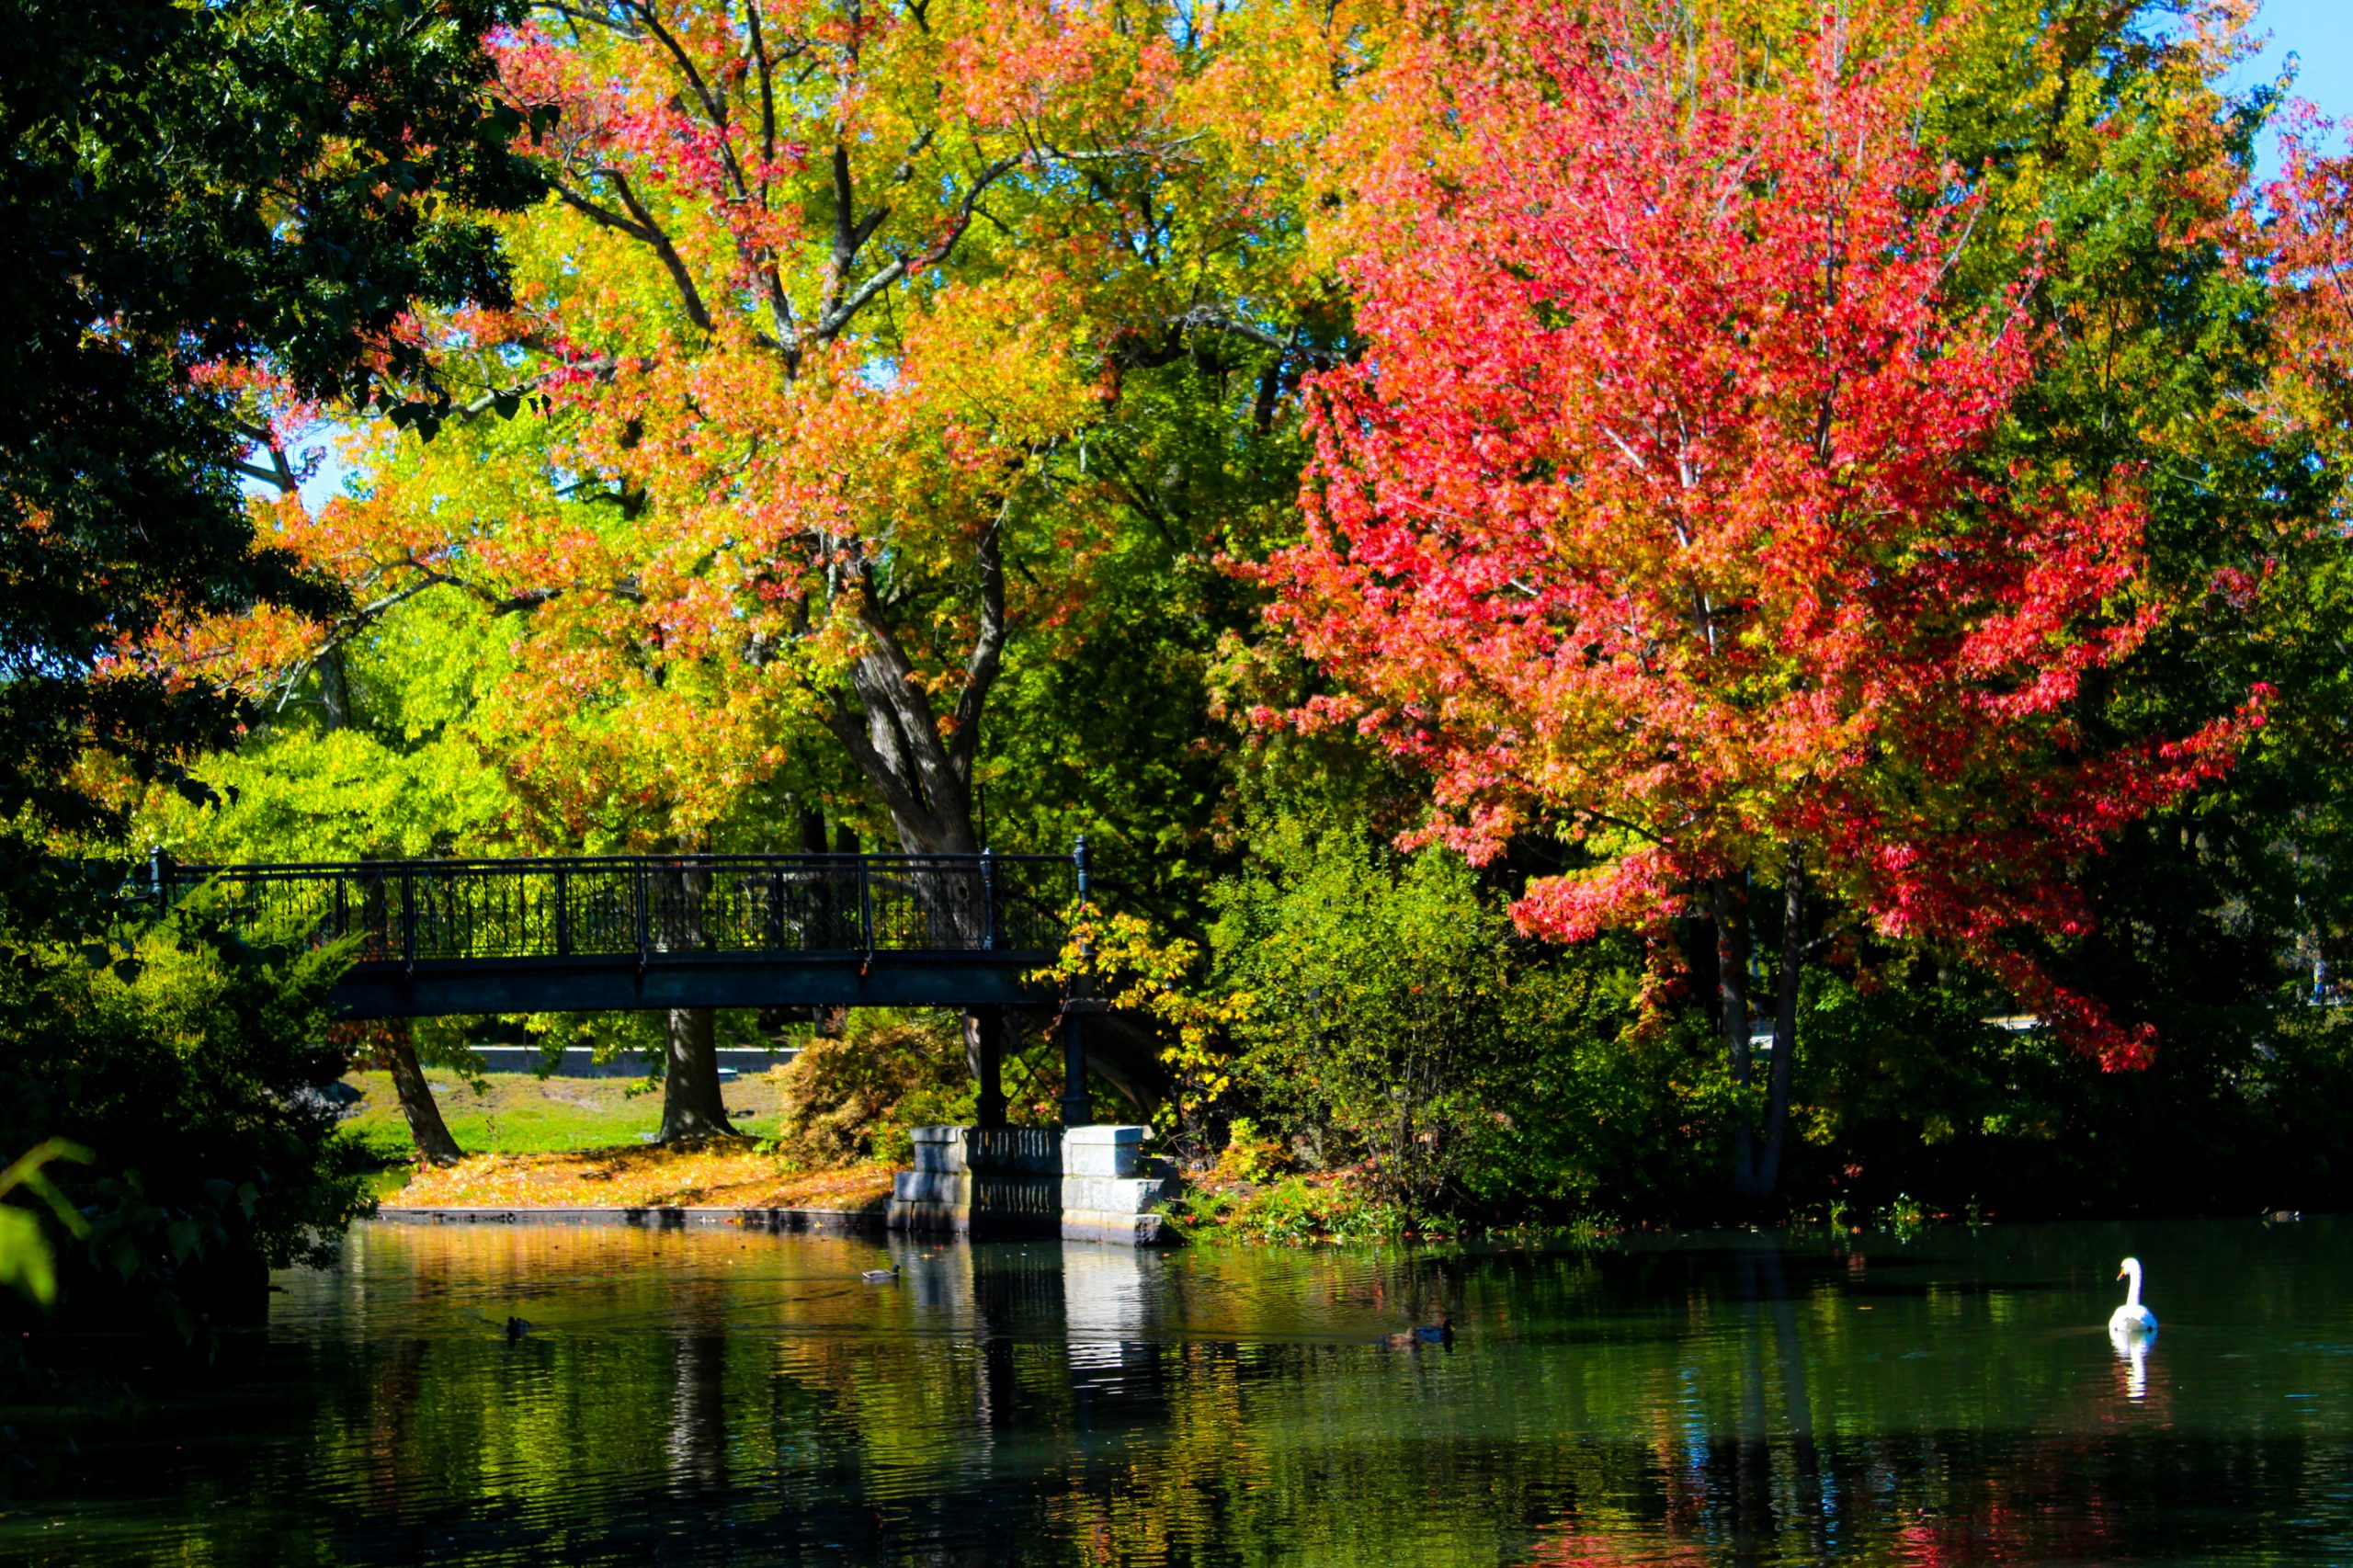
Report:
153,847,1080,1019
152,841,1173,1125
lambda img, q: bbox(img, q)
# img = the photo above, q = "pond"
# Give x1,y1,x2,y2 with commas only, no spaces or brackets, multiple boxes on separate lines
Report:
5,1215,2349,1565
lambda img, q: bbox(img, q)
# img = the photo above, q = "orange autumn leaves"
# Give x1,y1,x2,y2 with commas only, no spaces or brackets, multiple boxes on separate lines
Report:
391,1144,893,1211
149,0,2346,1069
166,0,1353,854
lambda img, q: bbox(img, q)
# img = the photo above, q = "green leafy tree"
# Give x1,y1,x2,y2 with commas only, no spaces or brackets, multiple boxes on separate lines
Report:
1209,823,1713,1220
0,0,540,857
0,0,542,1326
1929,1,2353,1098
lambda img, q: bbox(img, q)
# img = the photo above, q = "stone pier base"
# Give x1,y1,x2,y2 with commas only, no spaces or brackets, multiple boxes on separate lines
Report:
888,1124,1175,1245
1060,1125,1175,1245
888,1127,1062,1238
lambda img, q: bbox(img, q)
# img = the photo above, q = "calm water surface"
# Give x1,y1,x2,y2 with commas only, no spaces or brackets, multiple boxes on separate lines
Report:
5,1216,2350,1565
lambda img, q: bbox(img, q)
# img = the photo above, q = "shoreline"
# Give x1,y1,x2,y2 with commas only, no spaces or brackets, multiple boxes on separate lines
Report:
374,1202,888,1233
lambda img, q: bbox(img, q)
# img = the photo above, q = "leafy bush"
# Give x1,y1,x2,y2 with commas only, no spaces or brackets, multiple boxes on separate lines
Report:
1209,821,1724,1221
1162,1175,1408,1246
764,1011,974,1170
1206,1117,1293,1185
0,905,368,1337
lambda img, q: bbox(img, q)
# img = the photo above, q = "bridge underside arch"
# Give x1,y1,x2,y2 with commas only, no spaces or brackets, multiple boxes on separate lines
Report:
331,952,1052,1019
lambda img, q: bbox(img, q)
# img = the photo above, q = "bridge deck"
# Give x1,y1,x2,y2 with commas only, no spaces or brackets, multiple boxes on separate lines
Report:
156,850,1074,1017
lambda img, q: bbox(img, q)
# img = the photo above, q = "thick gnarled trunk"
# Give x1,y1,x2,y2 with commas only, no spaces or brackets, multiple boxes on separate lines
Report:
659,1006,735,1142
821,506,1006,858
821,528,1013,1119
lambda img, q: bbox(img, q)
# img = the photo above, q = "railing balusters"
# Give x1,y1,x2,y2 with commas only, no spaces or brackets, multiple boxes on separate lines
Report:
858,856,874,955
165,850,1076,979
399,866,415,974
634,861,650,971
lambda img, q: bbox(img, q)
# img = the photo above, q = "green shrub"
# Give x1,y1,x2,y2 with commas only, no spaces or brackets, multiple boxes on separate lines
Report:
1208,821,1722,1222
1,904,368,1338
765,1011,974,1169
1162,1175,1408,1246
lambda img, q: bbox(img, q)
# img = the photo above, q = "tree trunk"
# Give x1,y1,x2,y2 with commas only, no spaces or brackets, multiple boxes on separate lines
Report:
318,648,351,731
1709,877,1759,1202
383,1023,463,1165
659,1006,736,1142
655,855,735,1142
1756,858,1804,1199
805,811,849,1039
821,509,1004,858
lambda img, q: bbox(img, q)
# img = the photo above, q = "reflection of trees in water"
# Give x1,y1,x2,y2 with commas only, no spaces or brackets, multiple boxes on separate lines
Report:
1498,1237,2315,1568
36,1222,2347,1565
314,1232,2305,1565
665,1281,732,1496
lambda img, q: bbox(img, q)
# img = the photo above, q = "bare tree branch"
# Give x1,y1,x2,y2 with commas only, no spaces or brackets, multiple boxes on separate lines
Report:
813,153,1024,345
233,458,295,493
1165,305,1341,369
948,493,1013,778
745,4,781,174
552,172,715,334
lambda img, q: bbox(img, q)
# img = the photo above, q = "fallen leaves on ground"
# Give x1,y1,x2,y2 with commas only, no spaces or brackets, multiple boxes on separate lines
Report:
386,1142,894,1210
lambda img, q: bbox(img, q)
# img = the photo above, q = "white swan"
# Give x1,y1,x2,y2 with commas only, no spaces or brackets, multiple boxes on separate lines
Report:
2109,1256,2158,1335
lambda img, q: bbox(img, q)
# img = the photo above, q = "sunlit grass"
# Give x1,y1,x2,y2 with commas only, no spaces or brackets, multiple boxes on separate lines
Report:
340,1069,783,1161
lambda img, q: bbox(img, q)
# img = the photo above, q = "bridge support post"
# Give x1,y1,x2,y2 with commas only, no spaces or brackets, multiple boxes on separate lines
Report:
1059,1012,1090,1130
970,1006,1006,1130
886,1125,1175,1244
1061,835,1094,1129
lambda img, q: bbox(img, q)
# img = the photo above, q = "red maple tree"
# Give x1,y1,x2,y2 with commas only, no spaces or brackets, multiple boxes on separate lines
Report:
1264,0,2257,1198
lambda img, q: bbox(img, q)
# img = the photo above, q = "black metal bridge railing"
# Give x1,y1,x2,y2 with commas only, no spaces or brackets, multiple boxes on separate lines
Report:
148,847,1086,1017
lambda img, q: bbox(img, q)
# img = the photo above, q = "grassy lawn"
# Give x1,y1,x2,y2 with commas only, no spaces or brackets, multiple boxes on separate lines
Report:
344,1071,889,1210
342,1070,788,1163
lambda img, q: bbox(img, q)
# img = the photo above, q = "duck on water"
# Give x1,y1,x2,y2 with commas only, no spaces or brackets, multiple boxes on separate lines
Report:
1384,1314,1454,1347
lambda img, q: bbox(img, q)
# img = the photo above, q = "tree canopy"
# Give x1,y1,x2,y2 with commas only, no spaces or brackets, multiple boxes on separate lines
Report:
0,0,543,1330
0,0,541,860
81,0,2353,1221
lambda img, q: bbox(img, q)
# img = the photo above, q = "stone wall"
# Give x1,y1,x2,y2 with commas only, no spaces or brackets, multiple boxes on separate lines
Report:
887,1126,1062,1238
887,1124,1175,1244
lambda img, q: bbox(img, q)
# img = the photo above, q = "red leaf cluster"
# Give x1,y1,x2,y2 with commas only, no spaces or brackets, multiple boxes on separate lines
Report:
1264,0,2262,1067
